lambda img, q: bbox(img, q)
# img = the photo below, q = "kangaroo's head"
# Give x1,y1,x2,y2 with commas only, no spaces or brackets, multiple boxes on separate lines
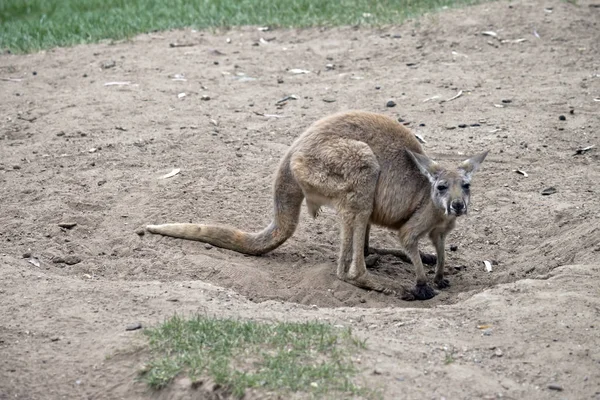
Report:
407,149,489,217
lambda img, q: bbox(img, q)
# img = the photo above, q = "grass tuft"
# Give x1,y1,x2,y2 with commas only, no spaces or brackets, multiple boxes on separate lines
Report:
139,314,371,398
1,0,491,53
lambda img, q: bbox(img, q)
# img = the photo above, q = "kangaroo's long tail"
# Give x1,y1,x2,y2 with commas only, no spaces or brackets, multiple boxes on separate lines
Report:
146,154,304,256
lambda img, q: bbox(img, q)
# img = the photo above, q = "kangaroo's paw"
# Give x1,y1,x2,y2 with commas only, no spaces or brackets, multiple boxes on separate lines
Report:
405,283,437,301
345,272,393,295
434,277,450,289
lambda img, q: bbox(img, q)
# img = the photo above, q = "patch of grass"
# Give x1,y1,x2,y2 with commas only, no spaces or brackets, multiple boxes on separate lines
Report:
139,314,371,398
0,0,491,53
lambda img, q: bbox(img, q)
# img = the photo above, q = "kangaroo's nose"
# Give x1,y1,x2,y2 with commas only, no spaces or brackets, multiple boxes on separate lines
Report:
451,200,465,211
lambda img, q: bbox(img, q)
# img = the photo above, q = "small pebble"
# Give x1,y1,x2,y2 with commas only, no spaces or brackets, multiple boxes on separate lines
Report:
558,115,566,121
64,255,82,265
13,165,21,170
541,187,557,196
201,95,211,101
458,124,468,128
450,245,458,252
135,228,145,236
58,222,77,229
323,98,336,103
386,100,397,108
501,99,512,103
375,85,381,90
205,243,213,250
32,71,37,76
126,322,142,331
548,384,563,391
22,252,31,258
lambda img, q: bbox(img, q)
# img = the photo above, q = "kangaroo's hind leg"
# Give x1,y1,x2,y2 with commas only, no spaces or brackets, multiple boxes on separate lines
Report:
291,139,390,293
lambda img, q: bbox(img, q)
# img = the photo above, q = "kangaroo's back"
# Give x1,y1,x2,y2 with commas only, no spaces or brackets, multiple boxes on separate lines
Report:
291,111,431,227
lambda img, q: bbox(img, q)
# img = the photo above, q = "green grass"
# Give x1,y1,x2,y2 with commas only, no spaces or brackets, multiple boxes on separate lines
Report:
0,0,489,54
139,314,372,398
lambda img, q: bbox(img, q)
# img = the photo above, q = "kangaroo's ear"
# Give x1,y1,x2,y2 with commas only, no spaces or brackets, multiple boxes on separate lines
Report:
406,149,441,183
458,150,489,180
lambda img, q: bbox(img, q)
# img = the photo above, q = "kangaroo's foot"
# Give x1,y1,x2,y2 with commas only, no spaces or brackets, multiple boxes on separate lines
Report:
403,282,437,301
434,276,450,289
343,272,393,295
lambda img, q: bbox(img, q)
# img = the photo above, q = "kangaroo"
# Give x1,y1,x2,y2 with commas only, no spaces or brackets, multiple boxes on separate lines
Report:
146,110,488,300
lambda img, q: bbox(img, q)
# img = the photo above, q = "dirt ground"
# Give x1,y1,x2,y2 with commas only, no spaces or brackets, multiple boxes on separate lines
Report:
1,0,599,398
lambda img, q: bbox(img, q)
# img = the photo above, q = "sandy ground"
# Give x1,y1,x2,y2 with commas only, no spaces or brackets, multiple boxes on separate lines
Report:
1,0,599,398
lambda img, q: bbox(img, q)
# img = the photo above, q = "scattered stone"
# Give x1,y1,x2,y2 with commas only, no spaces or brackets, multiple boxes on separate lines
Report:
167,298,179,302
135,228,145,236
392,34,402,39
97,180,107,186
64,255,82,265
50,337,60,342
458,124,468,128
360,298,366,303
22,252,31,258
13,165,21,170
58,222,77,229
558,115,566,121
325,63,335,70
373,368,383,375
32,71,37,76
126,322,142,331
501,99,512,103
450,245,458,252
365,254,380,268
548,384,563,391
201,95,211,101
375,85,381,90
470,123,481,127
541,187,557,196
386,100,397,108
493,348,503,357
205,243,213,250
101,60,116,69
446,125,456,130
323,98,336,103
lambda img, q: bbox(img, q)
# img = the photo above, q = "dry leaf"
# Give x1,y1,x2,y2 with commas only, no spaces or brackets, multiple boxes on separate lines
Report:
104,81,131,86
288,69,311,74
414,134,427,144
159,168,181,179
513,169,528,177
27,257,41,267
484,260,493,272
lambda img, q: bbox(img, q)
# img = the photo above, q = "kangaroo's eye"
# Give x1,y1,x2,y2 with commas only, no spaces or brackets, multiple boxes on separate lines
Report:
462,183,471,190
437,184,448,191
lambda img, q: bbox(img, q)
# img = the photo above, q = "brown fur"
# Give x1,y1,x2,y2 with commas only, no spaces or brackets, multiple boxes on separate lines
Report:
146,110,488,300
